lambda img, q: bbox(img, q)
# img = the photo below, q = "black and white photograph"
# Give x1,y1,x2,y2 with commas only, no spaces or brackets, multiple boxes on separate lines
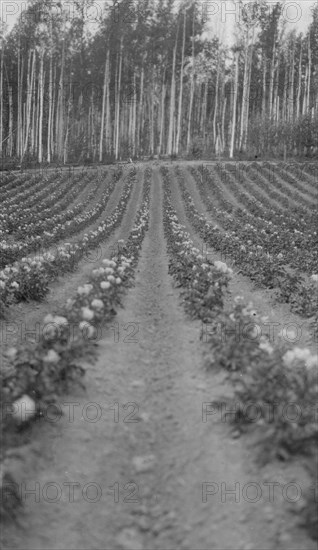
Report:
0,0,317,548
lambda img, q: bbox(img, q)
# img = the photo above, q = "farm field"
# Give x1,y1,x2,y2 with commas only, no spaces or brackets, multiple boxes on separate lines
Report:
1,161,318,549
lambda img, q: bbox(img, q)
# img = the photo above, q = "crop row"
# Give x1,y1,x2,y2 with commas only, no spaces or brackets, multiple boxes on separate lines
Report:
1,172,88,221
244,163,316,211
180,167,318,317
0,166,152,520
0,170,122,268
0,171,51,196
161,165,317,541
205,164,317,233
187,166,318,279
0,171,71,208
271,163,318,201
1,172,97,238
273,163,318,193
239,162,317,206
210,163,316,222
199,164,317,272
0,169,135,317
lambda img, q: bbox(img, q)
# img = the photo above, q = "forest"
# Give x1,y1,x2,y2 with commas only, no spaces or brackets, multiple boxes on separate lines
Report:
0,0,317,166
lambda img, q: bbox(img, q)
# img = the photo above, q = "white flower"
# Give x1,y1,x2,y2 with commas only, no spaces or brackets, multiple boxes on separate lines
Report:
102,259,111,266
259,340,273,355
107,275,115,283
43,313,55,325
115,277,122,284
91,298,104,310
5,347,17,360
79,321,96,339
282,347,312,367
100,281,111,290
81,306,94,321
214,261,233,276
43,349,60,364
77,284,93,296
104,267,114,274
10,281,19,289
249,325,260,339
311,274,318,282
54,316,68,326
12,394,36,422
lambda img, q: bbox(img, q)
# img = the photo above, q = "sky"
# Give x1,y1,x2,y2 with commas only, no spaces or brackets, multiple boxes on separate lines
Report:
0,0,316,43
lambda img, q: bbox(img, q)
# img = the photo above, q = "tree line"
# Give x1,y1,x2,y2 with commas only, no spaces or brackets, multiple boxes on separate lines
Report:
0,0,317,165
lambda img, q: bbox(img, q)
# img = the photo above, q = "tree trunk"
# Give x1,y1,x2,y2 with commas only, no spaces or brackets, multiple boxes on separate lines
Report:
17,44,22,156
132,72,137,157
176,11,186,155
213,46,220,150
137,60,144,156
273,51,280,122
113,54,118,155
150,68,155,155
38,50,44,163
296,41,302,119
307,35,312,113
51,63,57,160
167,35,178,156
0,39,3,155
105,49,111,156
8,84,13,156
201,76,208,151
47,26,53,162
239,31,249,150
63,79,72,164
269,40,276,119
159,69,166,155
186,14,195,154
302,63,308,115
115,37,123,160
99,47,109,162
230,50,239,158
57,25,66,161
262,52,267,118
243,27,255,150
34,67,39,156
288,41,295,121
282,61,288,122
221,97,226,153
23,49,35,157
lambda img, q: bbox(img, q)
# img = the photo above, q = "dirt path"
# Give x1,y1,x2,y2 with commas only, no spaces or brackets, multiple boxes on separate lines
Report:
1,167,315,550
